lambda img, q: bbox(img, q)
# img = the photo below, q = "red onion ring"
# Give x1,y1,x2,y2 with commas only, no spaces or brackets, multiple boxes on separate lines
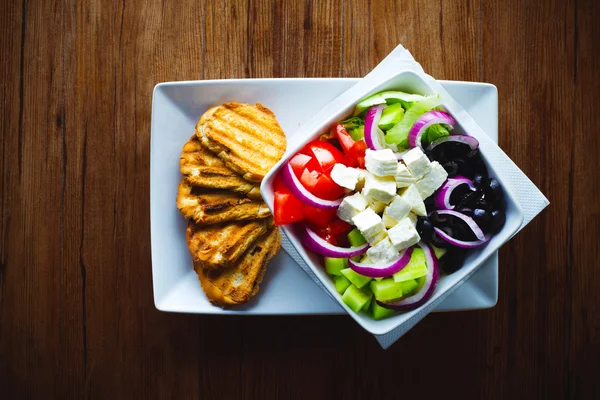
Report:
434,177,475,210
377,242,439,311
435,210,485,240
408,110,456,149
433,227,491,248
280,163,343,209
348,247,414,278
303,225,369,258
428,134,479,151
364,105,386,150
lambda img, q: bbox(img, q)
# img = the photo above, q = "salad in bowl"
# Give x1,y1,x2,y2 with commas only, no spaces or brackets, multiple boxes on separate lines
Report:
271,90,506,321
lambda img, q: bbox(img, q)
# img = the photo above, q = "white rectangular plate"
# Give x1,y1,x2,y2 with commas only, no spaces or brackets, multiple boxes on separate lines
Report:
151,78,499,315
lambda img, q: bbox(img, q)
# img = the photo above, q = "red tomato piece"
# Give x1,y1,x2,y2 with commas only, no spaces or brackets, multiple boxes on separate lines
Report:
348,140,368,168
313,218,353,246
329,218,353,237
333,124,356,153
303,204,337,228
301,140,345,173
300,168,321,191
274,174,287,193
311,173,345,200
289,153,313,177
274,192,304,225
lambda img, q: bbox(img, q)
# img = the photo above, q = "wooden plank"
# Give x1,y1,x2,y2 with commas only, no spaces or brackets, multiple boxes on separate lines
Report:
0,0,64,397
481,0,576,398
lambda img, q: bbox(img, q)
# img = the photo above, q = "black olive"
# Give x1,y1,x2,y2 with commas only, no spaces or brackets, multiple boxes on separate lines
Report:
430,229,449,248
457,191,479,209
473,173,487,188
441,247,468,274
454,158,471,177
416,217,434,241
490,209,506,233
450,222,476,241
442,161,459,177
473,208,492,232
488,178,504,204
456,207,474,217
466,150,488,178
449,184,473,205
429,211,450,225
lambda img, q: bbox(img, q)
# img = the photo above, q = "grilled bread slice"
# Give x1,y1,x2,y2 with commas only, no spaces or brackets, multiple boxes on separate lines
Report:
196,102,287,182
176,180,271,225
195,227,281,306
180,137,261,199
186,218,272,270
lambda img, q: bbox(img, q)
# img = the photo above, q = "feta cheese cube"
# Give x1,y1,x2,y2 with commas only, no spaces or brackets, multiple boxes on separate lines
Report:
336,192,369,223
384,196,411,224
402,147,431,179
400,185,427,216
415,161,448,199
330,163,363,191
407,212,418,227
352,208,386,245
388,217,421,251
366,237,399,263
382,213,397,229
365,149,398,177
395,163,416,188
363,173,396,204
363,194,386,213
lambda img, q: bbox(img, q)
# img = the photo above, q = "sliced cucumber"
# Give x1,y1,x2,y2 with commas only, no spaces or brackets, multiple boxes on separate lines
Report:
325,257,348,276
431,244,447,259
385,95,443,148
370,278,404,302
393,247,428,282
334,275,352,294
341,268,372,289
354,91,426,115
399,279,419,296
342,285,372,312
378,104,405,130
372,301,396,320
347,228,367,247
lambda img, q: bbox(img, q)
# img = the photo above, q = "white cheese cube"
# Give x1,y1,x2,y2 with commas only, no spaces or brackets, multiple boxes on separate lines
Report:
395,163,416,188
388,217,421,251
384,196,411,224
363,173,396,204
407,212,418,227
400,185,427,216
336,192,369,223
382,213,398,229
366,237,399,264
415,161,448,199
352,208,386,245
402,147,431,179
363,194,386,213
330,163,363,191
365,149,398,177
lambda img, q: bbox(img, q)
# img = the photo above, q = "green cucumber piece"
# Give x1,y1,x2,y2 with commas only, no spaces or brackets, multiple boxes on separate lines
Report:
341,268,372,289
431,244,447,259
372,302,396,320
370,278,404,302
325,257,348,276
362,293,373,311
400,279,419,296
347,228,367,247
393,247,428,282
378,104,405,130
354,91,426,115
385,95,443,148
334,275,352,294
342,285,372,312
415,276,426,291
349,126,364,141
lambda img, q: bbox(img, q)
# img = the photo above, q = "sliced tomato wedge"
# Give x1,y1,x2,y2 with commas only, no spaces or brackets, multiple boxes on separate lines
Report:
288,153,313,177
301,140,345,173
274,192,305,225
300,168,320,191
311,173,345,200
303,204,337,228
313,218,353,246
347,140,367,169
333,124,356,153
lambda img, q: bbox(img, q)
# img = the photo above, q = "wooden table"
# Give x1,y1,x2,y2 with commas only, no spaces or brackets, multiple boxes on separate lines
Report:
1,0,598,398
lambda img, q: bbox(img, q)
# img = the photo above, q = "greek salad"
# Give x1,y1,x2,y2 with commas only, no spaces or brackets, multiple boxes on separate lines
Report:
273,90,506,320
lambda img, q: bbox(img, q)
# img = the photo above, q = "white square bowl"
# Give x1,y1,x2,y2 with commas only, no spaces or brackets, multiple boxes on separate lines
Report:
260,70,524,335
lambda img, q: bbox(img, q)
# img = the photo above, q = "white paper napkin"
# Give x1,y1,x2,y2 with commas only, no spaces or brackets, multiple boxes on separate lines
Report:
281,44,549,349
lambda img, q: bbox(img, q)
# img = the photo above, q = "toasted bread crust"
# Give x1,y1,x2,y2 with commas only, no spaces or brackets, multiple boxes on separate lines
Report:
195,227,281,306
180,136,261,199
196,102,287,182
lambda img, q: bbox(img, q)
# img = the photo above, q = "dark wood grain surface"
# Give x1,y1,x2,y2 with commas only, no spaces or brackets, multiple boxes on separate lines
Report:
1,0,598,398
